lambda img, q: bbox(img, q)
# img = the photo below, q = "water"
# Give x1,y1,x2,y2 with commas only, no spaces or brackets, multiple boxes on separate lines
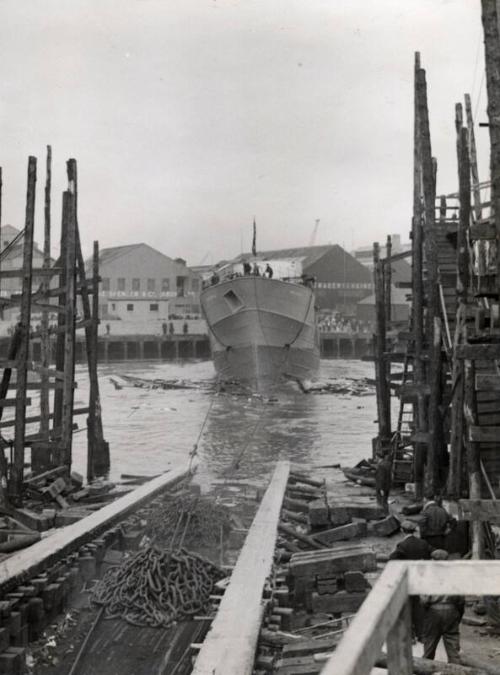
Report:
64,359,378,490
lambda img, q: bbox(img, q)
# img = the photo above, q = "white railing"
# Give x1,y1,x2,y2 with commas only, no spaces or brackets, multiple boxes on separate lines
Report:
321,560,500,675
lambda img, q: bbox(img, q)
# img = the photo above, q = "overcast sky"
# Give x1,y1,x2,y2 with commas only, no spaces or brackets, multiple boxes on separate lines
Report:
0,0,490,264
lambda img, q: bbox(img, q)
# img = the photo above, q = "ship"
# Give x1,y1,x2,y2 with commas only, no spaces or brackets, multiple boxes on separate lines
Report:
200,257,320,388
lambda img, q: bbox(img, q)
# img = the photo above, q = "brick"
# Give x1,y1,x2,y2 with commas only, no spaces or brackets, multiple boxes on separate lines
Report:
70,471,84,488
328,506,351,528
11,625,28,647
0,626,9,651
72,488,89,501
308,500,329,527
0,647,25,675
313,520,367,545
368,515,400,537
328,501,386,521
12,508,51,532
343,571,368,592
311,590,367,614
9,612,21,637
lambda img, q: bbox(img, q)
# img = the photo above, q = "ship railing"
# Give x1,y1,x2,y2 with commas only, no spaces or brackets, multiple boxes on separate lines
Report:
320,559,500,675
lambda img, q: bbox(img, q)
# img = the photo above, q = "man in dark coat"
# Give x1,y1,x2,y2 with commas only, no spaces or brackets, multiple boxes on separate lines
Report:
421,549,464,663
420,497,456,550
389,520,433,561
389,520,433,642
375,454,392,513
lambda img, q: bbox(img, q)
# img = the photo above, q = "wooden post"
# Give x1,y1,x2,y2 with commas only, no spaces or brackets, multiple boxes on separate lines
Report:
36,145,52,472
373,242,390,446
66,160,108,479
465,93,486,279
457,127,471,305
464,358,484,558
0,166,3,321
412,55,427,501
88,241,109,479
425,317,443,496
53,197,68,446
10,157,36,503
481,0,500,290
60,190,77,468
384,235,392,325
386,600,413,675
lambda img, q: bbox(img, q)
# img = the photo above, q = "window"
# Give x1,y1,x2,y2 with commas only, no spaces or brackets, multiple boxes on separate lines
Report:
132,278,140,291
161,278,170,292
117,278,126,291
147,278,156,291
111,303,116,311
126,304,134,312
191,278,200,292
150,303,159,311
102,277,110,291
100,303,108,317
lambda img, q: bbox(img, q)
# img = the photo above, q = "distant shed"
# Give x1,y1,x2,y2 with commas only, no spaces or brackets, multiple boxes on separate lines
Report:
356,285,411,323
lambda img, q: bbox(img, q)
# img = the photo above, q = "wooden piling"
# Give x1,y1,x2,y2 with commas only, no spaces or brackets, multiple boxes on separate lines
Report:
37,145,52,472
373,242,390,446
10,157,36,503
464,93,486,278
481,0,500,290
60,190,77,468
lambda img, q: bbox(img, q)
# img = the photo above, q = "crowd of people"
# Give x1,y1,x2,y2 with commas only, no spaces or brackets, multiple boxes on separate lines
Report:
318,313,372,334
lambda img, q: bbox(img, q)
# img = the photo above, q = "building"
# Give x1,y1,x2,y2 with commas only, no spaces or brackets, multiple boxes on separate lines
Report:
352,234,411,270
0,225,49,322
356,285,411,323
93,243,202,322
233,244,373,315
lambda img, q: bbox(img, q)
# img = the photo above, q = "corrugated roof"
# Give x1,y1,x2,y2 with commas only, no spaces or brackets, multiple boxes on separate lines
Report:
98,243,146,265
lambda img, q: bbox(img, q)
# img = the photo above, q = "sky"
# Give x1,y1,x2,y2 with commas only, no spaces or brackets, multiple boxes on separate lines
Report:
0,0,491,265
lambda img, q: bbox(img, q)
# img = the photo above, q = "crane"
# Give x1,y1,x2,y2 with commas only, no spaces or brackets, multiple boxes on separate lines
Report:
308,219,320,247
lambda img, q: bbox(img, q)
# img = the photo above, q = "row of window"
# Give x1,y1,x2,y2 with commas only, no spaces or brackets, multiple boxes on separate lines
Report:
101,278,200,292
316,282,373,290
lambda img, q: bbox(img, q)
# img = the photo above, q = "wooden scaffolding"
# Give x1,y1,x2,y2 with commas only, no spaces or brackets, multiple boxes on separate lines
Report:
0,150,109,507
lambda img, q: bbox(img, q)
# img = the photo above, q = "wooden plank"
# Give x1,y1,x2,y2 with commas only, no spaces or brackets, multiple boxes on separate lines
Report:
320,562,409,675
11,156,36,503
475,374,500,391
30,302,66,315
0,267,61,279
457,499,500,522
0,463,194,592
470,221,496,240
386,601,412,675
468,426,500,442
0,398,30,408
407,560,500,595
192,461,290,675
0,407,89,429
456,343,500,359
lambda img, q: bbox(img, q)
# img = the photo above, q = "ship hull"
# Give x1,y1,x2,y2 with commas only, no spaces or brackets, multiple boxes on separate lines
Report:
200,277,319,388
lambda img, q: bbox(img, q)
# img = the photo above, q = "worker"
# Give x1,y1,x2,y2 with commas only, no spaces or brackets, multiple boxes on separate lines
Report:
389,520,433,642
389,520,433,560
253,262,260,276
243,261,252,275
265,263,273,278
375,454,392,513
420,496,456,550
421,549,464,663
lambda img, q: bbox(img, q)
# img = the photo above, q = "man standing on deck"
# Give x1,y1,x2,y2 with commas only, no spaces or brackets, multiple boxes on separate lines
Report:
420,497,456,550
375,454,392,513
389,520,433,642
421,549,464,663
